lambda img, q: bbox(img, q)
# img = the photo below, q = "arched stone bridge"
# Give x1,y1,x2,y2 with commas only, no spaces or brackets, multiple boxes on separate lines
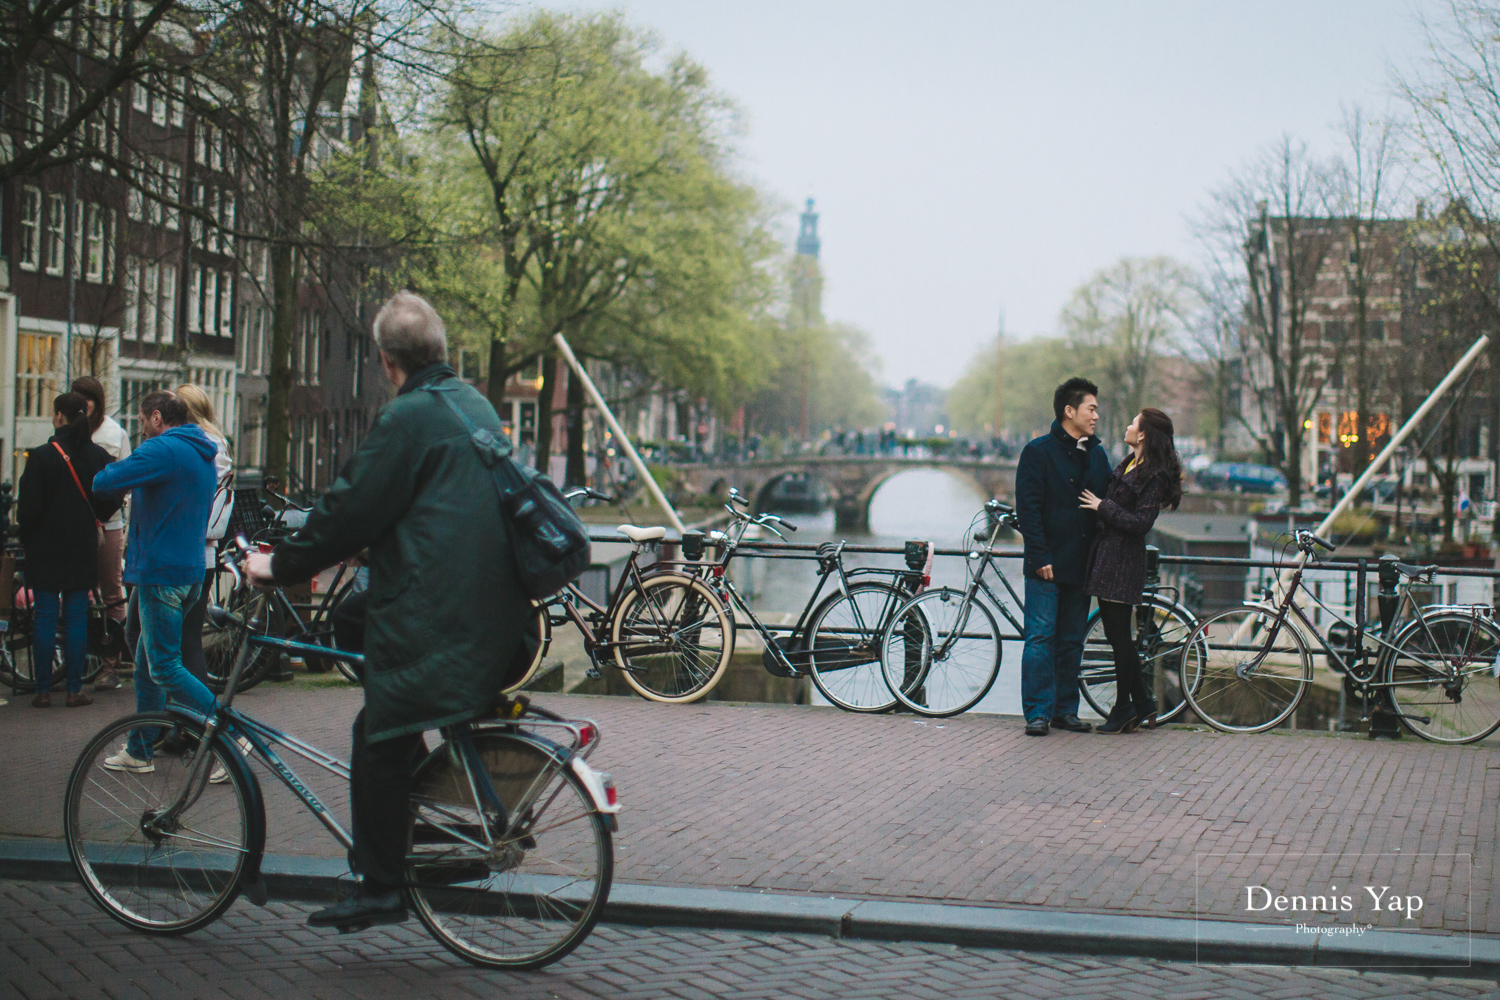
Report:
668,456,1019,531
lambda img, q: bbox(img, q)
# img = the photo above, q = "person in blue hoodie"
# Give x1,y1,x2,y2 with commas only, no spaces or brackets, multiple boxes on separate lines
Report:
90,390,219,772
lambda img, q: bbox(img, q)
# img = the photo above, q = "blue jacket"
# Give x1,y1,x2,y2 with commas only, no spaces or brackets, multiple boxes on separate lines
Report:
92,423,218,586
1015,420,1113,585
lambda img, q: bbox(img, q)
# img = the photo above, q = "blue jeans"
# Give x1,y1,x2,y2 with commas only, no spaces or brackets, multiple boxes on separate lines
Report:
1020,577,1091,722
128,583,222,760
33,590,89,695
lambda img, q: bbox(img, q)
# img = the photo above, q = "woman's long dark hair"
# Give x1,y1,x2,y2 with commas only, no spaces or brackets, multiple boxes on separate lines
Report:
54,392,92,446
1136,407,1182,511
71,376,106,434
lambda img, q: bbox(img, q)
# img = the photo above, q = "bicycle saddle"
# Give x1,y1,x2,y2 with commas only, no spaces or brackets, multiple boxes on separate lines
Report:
1393,561,1438,579
617,525,667,543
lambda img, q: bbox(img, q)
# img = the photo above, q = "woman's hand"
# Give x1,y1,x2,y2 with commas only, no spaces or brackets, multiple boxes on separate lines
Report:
1079,489,1102,511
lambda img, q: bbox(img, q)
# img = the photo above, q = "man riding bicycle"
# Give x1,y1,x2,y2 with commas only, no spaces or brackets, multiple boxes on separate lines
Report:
247,291,534,930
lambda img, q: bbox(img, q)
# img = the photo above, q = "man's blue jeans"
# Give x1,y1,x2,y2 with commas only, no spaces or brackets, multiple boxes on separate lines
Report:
1020,577,1091,722
128,582,221,760
33,590,89,695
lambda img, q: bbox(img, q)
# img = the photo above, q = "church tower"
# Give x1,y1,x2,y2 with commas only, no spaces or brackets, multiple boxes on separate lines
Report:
790,197,824,330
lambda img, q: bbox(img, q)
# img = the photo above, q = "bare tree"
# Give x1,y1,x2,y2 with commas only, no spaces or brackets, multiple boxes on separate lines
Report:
1198,136,1341,506
1059,255,1197,446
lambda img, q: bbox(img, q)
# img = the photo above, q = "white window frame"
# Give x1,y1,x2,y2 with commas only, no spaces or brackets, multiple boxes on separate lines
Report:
45,194,66,275
18,187,41,271
221,192,234,252
165,162,181,230
104,208,116,282
123,257,140,339
203,270,217,335
150,75,167,125
219,272,233,336
49,72,69,127
141,262,159,343
86,203,105,281
26,66,44,135
159,264,177,342
132,77,149,112
187,266,201,333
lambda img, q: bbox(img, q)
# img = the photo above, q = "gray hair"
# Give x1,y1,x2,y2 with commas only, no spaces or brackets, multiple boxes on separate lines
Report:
372,291,447,374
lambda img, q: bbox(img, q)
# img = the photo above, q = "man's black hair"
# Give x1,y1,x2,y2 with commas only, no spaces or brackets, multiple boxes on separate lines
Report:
138,389,188,427
1053,377,1099,423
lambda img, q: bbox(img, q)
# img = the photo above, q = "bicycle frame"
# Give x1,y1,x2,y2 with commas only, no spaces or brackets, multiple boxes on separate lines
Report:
926,546,1029,660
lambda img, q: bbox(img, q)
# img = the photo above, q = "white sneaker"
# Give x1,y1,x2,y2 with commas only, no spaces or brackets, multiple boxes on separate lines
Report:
209,764,229,784
103,747,154,774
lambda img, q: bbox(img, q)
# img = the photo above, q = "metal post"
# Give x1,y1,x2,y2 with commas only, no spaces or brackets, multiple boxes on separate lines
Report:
552,333,686,533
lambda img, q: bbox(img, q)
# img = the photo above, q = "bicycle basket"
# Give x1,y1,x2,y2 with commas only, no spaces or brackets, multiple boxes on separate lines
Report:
225,488,270,541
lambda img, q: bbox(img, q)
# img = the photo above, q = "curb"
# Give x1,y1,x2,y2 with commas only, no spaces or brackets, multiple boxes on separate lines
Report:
4,838,1496,978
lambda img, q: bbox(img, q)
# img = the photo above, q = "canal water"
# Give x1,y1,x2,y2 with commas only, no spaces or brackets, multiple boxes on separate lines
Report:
741,468,1030,716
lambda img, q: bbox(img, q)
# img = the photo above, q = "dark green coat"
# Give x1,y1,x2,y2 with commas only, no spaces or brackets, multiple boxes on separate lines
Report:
271,364,532,743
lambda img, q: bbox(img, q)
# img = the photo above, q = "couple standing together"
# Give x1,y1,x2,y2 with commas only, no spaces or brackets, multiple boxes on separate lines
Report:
1013,377,1183,737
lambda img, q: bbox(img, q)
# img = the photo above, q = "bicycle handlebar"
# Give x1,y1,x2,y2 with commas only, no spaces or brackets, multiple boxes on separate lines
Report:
1296,530,1336,553
564,487,617,504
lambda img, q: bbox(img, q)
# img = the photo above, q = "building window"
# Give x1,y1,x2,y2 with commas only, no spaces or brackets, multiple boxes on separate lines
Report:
104,208,116,281
107,97,120,158
219,272,233,336
221,192,234,252
141,263,159,343
18,334,61,419
127,156,143,220
165,163,181,230
25,66,44,135
86,204,105,281
49,72,69,127
204,270,218,334
131,78,149,112
1369,319,1385,342
120,377,170,447
45,194,66,275
18,187,41,271
123,257,140,339
86,109,105,168
187,266,201,332
146,156,165,226
159,264,177,342
255,305,269,373
150,75,167,125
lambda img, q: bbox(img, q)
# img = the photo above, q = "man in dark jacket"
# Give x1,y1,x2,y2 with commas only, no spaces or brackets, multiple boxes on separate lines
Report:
1014,377,1112,736
247,291,532,931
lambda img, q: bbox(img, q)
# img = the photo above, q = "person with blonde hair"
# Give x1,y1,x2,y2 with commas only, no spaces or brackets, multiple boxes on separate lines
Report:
175,383,234,685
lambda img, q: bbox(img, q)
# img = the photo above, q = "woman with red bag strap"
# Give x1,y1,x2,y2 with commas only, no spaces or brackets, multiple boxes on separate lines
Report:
15,393,121,707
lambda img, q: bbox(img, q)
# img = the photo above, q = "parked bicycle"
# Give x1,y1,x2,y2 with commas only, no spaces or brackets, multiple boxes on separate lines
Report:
201,491,363,692
516,488,735,703
875,501,1032,717
65,537,620,969
0,543,117,693
1180,528,1500,743
669,489,931,713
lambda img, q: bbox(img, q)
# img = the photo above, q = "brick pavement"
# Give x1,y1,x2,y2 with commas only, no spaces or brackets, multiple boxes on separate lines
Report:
2,685,1497,936
4,880,1498,1000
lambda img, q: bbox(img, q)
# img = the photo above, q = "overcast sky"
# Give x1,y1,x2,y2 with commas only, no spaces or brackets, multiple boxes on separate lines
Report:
531,0,1434,387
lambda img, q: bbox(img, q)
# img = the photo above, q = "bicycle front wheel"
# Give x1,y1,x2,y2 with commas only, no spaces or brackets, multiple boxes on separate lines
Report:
610,573,734,703
1181,606,1311,733
806,581,916,713
203,589,278,694
880,588,1001,717
1079,596,1200,724
65,712,259,934
1383,611,1500,744
407,731,612,970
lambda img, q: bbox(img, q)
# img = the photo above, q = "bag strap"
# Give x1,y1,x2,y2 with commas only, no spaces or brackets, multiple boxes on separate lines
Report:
53,442,104,529
422,384,527,494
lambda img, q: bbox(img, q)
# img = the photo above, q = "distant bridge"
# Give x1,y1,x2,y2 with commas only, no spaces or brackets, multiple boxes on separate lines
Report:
668,456,1019,531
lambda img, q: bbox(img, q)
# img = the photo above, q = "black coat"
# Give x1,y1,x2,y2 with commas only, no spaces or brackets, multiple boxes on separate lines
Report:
1014,420,1113,584
270,364,534,743
1084,459,1170,605
17,429,120,592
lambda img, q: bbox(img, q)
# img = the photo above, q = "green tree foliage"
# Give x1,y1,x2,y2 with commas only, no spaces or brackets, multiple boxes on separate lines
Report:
741,320,883,442
405,11,781,471
947,335,1082,441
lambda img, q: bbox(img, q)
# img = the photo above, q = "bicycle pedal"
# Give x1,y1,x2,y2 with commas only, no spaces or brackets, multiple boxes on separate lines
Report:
585,665,602,681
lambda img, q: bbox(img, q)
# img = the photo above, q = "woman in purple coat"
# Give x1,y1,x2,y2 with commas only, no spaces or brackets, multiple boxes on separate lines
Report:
1079,408,1183,734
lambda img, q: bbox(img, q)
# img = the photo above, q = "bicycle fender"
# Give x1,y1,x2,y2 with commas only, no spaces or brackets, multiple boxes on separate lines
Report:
569,756,621,828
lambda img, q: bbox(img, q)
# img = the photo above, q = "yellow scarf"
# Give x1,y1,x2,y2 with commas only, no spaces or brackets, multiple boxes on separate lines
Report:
1125,455,1141,476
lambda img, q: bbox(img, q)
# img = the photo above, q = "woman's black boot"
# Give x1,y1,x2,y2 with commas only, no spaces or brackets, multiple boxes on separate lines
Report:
1097,701,1138,734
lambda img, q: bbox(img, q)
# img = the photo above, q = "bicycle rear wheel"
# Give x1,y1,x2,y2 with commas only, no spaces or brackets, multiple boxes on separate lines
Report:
65,712,259,934
610,573,734,703
407,731,612,969
502,603,554,695
1383,611,1500,744
1079,596,1199,724
880,588,1001,717
806,582,916,713
1180,606,1311,733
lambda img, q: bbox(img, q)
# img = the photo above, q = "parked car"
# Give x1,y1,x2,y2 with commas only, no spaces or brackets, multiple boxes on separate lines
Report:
1196,462,1287,494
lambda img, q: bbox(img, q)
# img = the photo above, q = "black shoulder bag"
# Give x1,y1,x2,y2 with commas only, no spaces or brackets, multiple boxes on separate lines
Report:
424,385,591,599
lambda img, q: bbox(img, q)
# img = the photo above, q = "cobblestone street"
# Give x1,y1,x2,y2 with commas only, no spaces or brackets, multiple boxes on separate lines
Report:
5,879,1498,1000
